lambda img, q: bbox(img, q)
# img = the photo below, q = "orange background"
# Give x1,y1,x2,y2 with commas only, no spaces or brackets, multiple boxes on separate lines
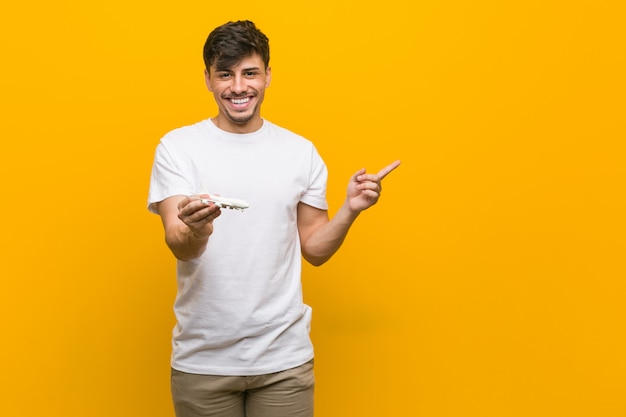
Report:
1,1,625,416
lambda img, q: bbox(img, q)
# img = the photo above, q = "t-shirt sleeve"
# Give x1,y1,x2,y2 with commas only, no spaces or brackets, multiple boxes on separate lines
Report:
147,140,195,214
299,145,329,211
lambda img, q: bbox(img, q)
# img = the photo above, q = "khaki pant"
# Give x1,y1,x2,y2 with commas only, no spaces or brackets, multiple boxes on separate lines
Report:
171,360,315,417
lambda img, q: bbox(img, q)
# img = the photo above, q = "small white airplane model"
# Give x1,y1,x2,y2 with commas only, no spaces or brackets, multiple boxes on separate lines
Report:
199,195,250,211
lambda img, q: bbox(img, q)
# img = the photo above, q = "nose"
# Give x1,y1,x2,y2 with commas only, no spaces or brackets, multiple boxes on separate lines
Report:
230,74,246,94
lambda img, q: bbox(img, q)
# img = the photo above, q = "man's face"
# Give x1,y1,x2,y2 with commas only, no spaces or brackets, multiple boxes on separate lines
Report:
205,53,271,133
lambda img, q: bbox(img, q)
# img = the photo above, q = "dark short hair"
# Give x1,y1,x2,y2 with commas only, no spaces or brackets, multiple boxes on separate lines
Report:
203,20,270,71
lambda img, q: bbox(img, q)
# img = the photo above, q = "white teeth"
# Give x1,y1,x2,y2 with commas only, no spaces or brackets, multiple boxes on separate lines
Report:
231,97,250,104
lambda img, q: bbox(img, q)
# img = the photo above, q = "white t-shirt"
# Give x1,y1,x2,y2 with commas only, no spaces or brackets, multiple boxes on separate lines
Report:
148,119,328,375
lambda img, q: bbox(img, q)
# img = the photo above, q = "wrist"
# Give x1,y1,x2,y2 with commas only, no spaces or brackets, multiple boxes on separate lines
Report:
340,200,361,222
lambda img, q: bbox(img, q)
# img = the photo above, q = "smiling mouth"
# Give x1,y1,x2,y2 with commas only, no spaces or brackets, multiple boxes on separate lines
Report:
230,97,251,105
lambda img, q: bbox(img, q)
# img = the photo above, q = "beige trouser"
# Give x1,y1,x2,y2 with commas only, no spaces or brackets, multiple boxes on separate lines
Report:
171,360,315,417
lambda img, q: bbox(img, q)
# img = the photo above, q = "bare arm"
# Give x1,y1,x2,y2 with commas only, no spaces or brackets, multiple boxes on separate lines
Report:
298,160,401,266
156,194,222,261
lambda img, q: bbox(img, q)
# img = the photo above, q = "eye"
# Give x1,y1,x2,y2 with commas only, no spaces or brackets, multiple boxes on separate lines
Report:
216,72,232,79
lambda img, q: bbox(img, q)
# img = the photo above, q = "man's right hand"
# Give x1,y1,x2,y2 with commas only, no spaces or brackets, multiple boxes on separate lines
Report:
156,194,222,261
177,195,222,239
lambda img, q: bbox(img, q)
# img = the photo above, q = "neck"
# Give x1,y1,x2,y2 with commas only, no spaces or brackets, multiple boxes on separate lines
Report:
211,114,263,134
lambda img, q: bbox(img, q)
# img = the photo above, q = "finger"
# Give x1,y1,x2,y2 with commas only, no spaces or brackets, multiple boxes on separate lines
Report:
199,208,221,225
177,195,194,211
180,199,216,220
180,194,211,211
377,160,401,180
357,180,381,192
184,206,219,226
350,168,367,182
179,200,200,215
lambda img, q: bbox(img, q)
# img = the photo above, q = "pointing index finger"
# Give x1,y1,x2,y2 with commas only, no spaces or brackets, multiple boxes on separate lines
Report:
377,160,401,180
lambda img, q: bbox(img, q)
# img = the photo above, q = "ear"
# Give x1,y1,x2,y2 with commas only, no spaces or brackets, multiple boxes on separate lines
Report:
265,66,272,88
204,68,213,92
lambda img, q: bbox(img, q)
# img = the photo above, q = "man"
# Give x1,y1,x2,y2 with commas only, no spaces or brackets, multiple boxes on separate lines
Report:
148,20,400,417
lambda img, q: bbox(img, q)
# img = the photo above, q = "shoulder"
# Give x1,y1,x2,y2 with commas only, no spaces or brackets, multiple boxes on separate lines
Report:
160,119,211,146
263,120,315,148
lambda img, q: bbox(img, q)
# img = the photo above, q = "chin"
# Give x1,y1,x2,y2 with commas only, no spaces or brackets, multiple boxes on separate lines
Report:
226,107,259,124
227,114,255,124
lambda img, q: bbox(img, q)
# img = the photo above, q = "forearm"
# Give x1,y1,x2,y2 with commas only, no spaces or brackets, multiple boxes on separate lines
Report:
164,223,209,261
301,201,359,266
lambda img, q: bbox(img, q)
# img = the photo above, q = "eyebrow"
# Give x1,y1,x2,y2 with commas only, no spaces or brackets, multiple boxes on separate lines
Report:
215,66,261,73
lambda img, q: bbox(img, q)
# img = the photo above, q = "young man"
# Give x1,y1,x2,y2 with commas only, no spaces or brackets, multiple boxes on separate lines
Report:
148,20,400,417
